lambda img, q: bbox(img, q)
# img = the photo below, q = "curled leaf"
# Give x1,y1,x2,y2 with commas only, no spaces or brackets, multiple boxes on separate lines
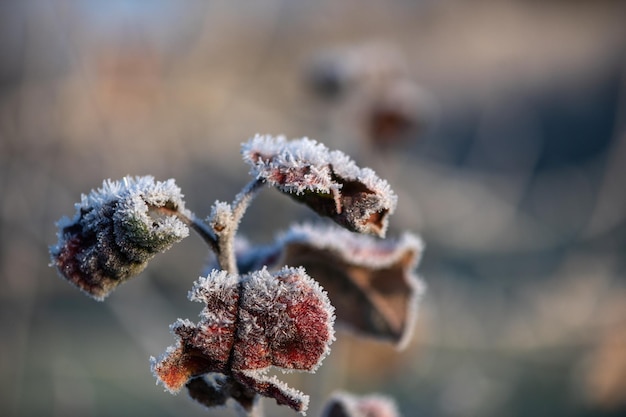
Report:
225,223,425,349
242,134,397,237
151,266,335,414
49,176,189,300
321,392,401,417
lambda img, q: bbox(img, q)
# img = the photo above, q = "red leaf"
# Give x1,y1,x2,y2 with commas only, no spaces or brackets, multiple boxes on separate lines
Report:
152,267,335,414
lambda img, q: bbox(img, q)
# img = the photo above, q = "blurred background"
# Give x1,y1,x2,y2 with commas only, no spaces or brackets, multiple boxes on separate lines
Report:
2,0,626,416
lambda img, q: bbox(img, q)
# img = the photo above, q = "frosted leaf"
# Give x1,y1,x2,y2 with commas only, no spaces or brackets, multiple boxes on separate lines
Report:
50,176,189,300
234,266,336,373
150,313,238,392
152,266,335,414
227,223,425,349
189,269,240,320
242,134,397,237
234,369,310,414
186,374,258,415
150,340,213,394
321,392,401,417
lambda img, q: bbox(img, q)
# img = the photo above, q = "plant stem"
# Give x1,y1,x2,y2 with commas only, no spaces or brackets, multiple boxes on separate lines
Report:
211,178,266,274
152,206,219,254
187,213,220,254
232,178,265,225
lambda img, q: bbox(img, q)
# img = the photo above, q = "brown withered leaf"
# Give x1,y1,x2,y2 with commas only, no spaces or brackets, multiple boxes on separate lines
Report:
151,266,335,414
227,223,425,349
241,134,397,237
49,176,189,300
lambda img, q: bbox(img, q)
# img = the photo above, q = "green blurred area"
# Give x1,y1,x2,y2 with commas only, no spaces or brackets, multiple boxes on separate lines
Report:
2,1,626,416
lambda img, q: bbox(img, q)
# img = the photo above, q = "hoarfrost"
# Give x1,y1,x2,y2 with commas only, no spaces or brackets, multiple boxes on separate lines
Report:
242,134,397,237
50,176,189,300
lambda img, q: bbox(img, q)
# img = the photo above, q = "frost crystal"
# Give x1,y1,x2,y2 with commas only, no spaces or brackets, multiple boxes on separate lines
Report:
227,223,425,349
49,176,189,300
321,392,401,417
151,266,335,414
242,134,397,237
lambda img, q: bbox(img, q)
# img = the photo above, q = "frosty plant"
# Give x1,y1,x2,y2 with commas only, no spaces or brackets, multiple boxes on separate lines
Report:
50,134,425,416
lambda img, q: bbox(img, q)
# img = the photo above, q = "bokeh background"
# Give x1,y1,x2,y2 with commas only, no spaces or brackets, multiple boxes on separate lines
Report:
2,1,626,416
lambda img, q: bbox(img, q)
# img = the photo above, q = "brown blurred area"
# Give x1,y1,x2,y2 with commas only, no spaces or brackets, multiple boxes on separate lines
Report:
1,1,626,416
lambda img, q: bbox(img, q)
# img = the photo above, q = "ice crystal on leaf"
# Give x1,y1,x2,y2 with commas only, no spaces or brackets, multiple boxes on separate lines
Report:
242,134,397,237
49,176,189,300
321,392,401,417
223,223,425,349
151,266,335,414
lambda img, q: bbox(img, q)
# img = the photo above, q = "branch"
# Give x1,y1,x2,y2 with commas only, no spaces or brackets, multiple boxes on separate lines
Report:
210,178,266,274
154,207,219,254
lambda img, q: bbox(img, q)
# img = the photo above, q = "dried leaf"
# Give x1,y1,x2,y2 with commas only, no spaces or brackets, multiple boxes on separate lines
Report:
151,266,335,414
242,134,397,237
226,223,425,349
49,176,189,300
